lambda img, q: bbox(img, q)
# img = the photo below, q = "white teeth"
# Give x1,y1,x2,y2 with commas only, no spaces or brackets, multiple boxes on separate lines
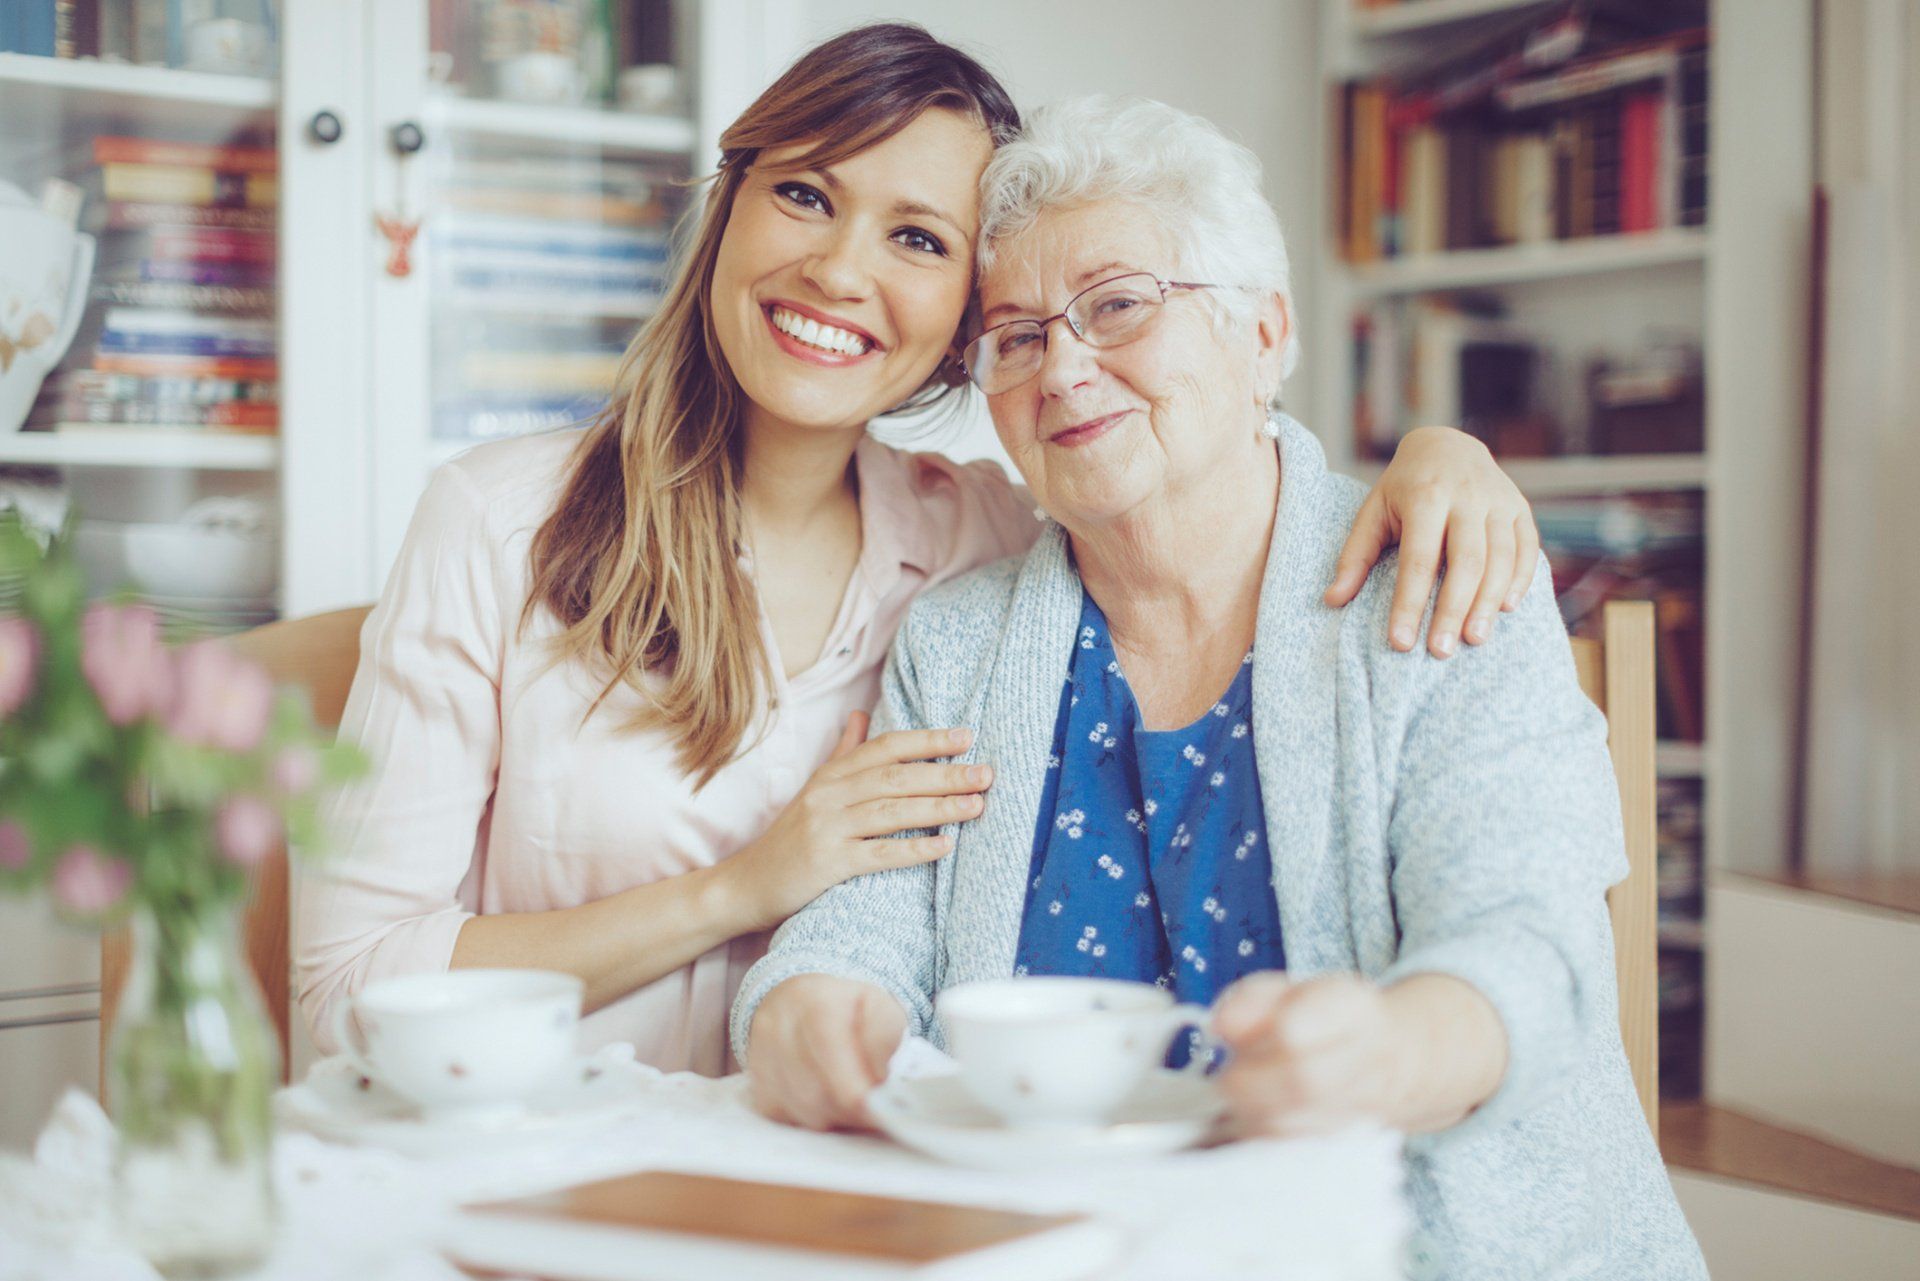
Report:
771,306,871,356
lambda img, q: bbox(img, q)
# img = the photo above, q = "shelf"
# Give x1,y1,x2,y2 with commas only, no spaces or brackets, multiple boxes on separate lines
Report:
0,429,279,471
1352,452,1709,495
1341,229,1711,298
1657,741,1709,779
0,54,275,156
1504,454,1708,496
440,289,661,320
1347,0,1556,38
426,95,696,157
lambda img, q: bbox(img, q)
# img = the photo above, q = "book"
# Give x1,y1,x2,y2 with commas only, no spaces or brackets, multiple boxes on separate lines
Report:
89,279,275,314
100,164,279,209
94,136,279,176
446,1169,1118,1281
97,201,277,233
92,353,279,380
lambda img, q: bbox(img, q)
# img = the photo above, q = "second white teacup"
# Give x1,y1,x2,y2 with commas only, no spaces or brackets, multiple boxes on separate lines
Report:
330,969,582,1119
935,977,1212,1128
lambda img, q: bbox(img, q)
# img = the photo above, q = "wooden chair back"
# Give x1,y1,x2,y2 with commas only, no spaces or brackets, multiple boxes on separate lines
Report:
1569,601,1661,1139
100,605,373,1086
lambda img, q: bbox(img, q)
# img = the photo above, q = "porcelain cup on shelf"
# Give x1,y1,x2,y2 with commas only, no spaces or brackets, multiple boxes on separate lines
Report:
330,969,583,1121
935,977,1217,1128
0,181,95,434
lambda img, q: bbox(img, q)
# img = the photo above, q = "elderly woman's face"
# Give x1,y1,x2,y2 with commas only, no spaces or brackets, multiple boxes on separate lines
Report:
978,202,1268,527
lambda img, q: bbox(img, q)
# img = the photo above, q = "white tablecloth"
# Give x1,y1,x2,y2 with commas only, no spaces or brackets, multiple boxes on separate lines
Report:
0,1055,1411,1281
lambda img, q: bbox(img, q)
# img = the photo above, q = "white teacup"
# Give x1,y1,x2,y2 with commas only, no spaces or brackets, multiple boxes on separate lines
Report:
935,977,1213,1128
330,969,582,1119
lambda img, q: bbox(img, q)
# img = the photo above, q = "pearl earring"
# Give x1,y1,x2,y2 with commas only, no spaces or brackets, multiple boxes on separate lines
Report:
1258,409,1283,440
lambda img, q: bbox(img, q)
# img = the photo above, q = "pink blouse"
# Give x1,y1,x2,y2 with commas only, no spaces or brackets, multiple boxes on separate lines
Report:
294,429,1040,1076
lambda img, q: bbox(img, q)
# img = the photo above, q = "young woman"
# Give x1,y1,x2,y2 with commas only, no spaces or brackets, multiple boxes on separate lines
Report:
295,24,1541,1076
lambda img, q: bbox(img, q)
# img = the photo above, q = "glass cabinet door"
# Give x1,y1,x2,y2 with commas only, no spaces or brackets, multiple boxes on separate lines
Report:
1,1,287,635
364,0,696,583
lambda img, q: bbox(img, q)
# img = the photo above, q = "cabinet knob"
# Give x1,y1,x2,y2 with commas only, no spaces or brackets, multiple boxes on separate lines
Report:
389,121,426,156
308,110,344,145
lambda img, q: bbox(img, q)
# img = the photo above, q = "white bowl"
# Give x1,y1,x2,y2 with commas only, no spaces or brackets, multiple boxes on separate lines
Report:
74,519,278,601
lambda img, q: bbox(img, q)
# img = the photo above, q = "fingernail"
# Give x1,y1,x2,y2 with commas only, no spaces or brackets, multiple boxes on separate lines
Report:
949,728,972,748
961,794,983,812
1465,616,1487,644
1504,592,1522,611
1391,625,1414,650
1433,631,1456,657
970,765,993,786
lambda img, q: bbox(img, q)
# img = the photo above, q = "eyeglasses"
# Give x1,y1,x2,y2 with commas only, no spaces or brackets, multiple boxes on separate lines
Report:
962,273,1224,395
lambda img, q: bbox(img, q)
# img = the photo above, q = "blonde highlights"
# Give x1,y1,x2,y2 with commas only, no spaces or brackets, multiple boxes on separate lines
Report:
523,25,1019,787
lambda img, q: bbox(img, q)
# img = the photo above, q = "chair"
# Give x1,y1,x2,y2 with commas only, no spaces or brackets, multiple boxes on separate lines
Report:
99,605,373,1087
1569,601,1661,1139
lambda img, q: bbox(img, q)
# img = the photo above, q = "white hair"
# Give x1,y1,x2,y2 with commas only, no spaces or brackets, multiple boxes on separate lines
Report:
977,95,1300,390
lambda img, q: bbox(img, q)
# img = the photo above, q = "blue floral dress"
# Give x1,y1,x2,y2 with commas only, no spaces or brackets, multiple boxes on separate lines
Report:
1013,594,1285,1024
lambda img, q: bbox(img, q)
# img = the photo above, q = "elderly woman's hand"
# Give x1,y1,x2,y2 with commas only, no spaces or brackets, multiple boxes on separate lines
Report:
1211,971,1508,1137
1324,426,1540,660
747,974,907,1131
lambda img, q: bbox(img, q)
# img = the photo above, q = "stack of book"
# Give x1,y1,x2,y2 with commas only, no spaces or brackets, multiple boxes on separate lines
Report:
431,315,624,442
1535,489,1706,743
433,154,675,315
1351,294,1544,459
30,135,278,437
427,153,677,443
0,1,277,72
1339,5,1709,261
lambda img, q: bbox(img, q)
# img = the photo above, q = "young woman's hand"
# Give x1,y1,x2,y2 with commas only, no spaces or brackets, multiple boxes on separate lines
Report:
1325,426,1541,659
722,714,990,932
747,973,907,1130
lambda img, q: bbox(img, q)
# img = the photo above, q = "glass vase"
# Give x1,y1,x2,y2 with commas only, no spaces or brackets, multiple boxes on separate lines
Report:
107,905,281,1277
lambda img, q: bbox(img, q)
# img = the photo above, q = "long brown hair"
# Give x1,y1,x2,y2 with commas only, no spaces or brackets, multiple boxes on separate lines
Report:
524,24,1020,788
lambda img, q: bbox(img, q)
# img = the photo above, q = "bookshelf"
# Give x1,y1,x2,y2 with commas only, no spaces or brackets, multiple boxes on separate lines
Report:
0,428,277,470
1314,0,1815,1102
429,94,696,156
1347,0,1559,39
1345,226,1709,296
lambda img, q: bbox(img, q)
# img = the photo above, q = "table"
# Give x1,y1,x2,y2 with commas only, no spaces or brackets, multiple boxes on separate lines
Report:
0,1055,1410,1281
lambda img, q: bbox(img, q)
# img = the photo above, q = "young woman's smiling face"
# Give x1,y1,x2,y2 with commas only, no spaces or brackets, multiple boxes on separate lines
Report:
710,108,994,439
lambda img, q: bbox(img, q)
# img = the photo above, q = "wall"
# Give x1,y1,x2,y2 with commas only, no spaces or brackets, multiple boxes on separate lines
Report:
775,1,1323,468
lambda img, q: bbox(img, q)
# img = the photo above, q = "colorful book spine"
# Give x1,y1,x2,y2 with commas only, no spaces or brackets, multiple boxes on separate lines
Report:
146,225,277,263
139,258,277,287
101,164,279,209
90,280,275,313
92,353,280,380
97,332,278,359
102,201,277,233
93,136,279,176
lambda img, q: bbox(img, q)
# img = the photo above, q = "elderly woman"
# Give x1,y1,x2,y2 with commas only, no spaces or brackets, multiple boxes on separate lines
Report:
731,97,1704,1278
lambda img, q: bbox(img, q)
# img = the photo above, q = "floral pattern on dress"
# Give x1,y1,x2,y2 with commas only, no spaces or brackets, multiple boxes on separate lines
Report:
1014,594,1285,1022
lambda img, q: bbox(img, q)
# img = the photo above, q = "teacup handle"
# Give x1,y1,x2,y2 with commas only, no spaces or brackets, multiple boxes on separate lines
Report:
330,998,380,1079
1166,1002,1224,1075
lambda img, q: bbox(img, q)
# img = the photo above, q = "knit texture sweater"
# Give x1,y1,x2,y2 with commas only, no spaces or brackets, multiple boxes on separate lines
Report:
732,418,1705,1279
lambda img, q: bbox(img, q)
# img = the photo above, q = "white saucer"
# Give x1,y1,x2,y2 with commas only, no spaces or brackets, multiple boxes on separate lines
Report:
275,1042,659,1157
868,1070,1226,1171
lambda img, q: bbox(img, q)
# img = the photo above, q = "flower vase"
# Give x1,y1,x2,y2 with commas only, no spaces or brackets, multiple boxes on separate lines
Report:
106,905,281,1277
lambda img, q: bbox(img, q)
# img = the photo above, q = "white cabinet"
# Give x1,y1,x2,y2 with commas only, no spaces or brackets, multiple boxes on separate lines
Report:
0,0,758,1141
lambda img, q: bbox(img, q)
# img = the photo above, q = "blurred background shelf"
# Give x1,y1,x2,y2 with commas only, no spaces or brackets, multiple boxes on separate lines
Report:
1657,740,1710,778
0,53,275,151
1346,0,1558,39
427,95,695,156
0,430,279,471
1344,229,1712,298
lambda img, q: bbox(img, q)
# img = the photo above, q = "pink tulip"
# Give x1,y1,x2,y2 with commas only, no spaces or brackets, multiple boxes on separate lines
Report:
215,796,281,867
270,746,319,795
81,605,173,726
0,617,40,717
167,642,273,753
0,821,30,871
51,845,132,916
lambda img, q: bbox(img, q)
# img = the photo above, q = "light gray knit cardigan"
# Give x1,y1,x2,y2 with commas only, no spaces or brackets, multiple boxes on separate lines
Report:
732,419,1705,1280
